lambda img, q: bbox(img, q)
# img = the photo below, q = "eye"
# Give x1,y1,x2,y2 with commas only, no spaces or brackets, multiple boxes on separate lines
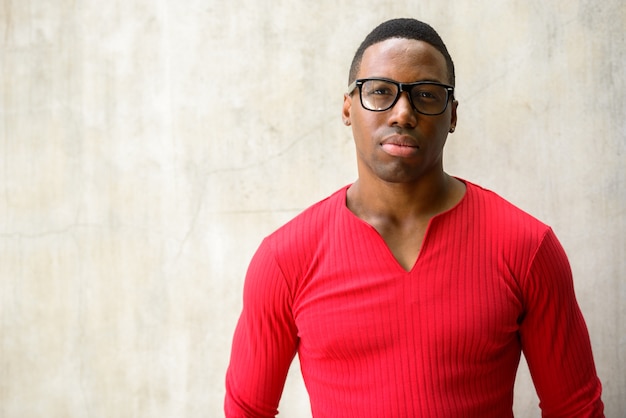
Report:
412,86,446,102
414,90,438,101
367,86,394,96
363,80,397,97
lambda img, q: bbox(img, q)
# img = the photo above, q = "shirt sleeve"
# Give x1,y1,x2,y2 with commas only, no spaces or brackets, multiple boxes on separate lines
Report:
225,237,299,418
519,228,604,417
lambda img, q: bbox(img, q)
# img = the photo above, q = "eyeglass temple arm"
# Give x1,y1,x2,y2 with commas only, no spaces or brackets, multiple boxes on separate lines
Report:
346,80,358,95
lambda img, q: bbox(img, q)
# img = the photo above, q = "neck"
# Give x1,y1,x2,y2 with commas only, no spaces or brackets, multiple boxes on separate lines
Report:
347,172,464,223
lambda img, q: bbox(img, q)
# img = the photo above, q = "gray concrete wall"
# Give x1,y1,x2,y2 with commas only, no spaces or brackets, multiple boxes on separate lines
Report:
1,1,624,416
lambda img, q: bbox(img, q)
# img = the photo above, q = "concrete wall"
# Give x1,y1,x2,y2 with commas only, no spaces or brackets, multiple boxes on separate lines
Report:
1,0,624,416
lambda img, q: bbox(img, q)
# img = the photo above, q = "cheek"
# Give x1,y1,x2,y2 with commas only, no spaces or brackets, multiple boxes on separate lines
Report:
352,122,381,153
427,114,454,138
351,112,383,140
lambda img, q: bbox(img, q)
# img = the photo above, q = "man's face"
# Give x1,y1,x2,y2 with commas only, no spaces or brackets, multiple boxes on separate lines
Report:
343,38,458,184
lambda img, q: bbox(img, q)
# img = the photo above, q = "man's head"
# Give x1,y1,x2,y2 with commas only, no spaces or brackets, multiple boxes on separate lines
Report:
348,18,455,87
342,19,458,185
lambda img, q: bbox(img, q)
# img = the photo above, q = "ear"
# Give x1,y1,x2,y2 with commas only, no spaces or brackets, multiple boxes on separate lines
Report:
449,99,458,132
342,93,352,126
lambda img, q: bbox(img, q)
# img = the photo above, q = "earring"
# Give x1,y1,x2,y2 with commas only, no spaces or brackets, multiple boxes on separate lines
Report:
344,120,351,126
449,127,455,133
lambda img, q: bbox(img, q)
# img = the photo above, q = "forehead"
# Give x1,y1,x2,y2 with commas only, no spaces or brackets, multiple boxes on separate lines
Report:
359,38,448,83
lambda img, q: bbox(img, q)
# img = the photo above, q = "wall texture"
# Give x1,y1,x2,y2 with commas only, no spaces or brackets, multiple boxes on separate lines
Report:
1,1,624,417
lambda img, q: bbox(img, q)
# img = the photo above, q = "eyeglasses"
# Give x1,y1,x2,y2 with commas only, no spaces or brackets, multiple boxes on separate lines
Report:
347,78,455,115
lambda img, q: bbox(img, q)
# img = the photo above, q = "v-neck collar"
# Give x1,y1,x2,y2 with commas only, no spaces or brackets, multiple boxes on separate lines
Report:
339,179,469,273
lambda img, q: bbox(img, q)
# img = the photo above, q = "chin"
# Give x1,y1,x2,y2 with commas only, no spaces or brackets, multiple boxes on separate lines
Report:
375,168,423,184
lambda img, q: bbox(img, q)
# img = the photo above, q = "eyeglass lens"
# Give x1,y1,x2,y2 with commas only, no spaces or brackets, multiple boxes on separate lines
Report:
360,79,449,115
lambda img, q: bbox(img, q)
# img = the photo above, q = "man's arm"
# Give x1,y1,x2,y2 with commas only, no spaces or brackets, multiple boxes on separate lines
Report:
519,228,604,417
225,238,299,418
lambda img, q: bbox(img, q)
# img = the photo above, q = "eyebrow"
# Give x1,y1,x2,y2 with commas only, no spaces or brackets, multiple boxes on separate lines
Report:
359,77,452,87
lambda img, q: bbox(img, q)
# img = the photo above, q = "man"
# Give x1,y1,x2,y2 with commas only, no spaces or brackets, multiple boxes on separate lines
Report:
225,18,604,417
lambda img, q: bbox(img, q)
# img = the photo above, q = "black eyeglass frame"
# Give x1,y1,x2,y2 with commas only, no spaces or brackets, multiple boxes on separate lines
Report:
347,77,455,116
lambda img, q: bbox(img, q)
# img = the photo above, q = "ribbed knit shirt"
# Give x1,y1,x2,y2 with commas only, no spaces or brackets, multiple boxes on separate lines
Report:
225,180,603,417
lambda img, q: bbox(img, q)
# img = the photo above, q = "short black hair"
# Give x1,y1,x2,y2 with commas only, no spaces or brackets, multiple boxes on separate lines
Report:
348,18,455,86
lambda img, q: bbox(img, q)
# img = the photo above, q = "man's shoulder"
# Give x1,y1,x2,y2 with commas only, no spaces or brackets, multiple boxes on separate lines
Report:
265,185,350,246
463,180,550,232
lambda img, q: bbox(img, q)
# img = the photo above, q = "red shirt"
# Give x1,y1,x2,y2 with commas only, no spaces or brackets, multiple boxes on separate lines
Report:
225,180,603,417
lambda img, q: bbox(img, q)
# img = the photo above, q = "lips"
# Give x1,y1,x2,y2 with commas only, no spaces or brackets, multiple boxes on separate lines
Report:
380,134,420,158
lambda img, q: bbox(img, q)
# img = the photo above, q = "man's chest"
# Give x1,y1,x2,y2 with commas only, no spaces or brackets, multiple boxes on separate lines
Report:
291,249,523,363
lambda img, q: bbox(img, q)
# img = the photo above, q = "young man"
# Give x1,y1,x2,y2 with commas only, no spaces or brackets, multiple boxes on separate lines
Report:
225,18,604,417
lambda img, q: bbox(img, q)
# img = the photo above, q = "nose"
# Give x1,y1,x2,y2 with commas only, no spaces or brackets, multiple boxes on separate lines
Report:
388,91,417,128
